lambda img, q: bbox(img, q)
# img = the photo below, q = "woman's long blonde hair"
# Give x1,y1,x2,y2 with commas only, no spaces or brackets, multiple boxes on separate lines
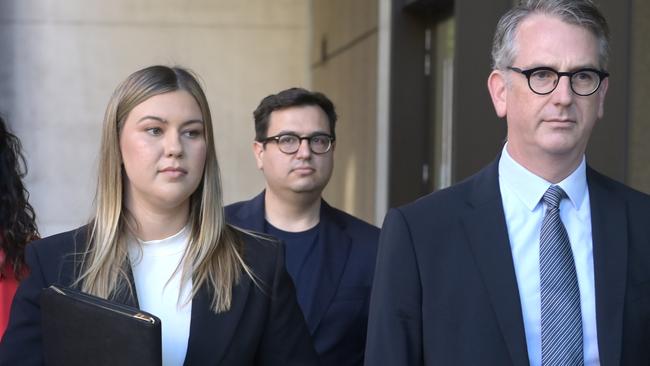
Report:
74,65,250,313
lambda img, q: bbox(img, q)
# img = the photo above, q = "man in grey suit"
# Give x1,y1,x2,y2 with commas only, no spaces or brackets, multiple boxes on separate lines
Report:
366,1,650,365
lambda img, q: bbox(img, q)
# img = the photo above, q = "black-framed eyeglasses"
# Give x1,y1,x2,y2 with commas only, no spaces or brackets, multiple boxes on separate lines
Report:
507,66,609,96
260,133,335,154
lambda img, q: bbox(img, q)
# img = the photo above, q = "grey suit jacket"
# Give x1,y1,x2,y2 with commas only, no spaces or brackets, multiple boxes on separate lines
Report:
366,159,650,365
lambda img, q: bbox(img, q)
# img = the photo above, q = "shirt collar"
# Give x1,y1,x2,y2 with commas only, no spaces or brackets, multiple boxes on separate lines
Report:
498,144,588,211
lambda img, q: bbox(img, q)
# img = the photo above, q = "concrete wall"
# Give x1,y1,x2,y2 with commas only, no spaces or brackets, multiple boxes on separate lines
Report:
311,0,380,225
628,0,650,193
0,0,309,236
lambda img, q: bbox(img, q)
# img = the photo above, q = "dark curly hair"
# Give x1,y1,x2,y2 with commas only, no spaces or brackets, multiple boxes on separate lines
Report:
0,116,38,280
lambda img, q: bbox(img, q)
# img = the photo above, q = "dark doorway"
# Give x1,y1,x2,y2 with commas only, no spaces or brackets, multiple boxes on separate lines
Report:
387,0,510,208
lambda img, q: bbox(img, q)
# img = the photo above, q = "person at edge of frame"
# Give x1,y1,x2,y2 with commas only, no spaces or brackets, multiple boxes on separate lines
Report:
0,115,39,340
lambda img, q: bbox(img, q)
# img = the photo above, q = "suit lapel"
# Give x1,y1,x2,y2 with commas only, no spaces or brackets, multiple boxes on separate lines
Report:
461,160,530,365
62,228,140,309
587,169,627,365
235,194,353,334
303,201,352,334
183,276,252,365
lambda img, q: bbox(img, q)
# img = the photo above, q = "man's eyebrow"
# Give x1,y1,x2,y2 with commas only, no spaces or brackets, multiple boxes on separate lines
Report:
272,130,330,136
522,63,602,71
572,64,601,71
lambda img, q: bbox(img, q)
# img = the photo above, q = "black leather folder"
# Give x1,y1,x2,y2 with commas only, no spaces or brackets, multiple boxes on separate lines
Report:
40,285,162,366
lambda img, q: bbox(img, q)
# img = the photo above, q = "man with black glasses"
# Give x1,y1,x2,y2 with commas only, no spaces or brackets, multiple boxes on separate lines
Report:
226,87,379,366
366,0,650,365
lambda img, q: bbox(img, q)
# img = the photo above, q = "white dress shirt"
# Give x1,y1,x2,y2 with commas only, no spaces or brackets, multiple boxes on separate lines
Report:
128,226,192,366
498,146,600,366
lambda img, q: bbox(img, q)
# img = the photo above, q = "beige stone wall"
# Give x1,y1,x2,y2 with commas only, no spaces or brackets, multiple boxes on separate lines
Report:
628,0,650,193
311,0,379,225
0,0,309,235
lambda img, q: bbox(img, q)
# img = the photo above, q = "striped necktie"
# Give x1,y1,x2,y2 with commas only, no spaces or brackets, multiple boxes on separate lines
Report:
540,185,583,365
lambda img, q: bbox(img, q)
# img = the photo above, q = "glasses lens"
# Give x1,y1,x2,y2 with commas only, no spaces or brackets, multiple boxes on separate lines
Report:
571,70,600,95
309,135,331,154
277,135,299,153
528,69,558,94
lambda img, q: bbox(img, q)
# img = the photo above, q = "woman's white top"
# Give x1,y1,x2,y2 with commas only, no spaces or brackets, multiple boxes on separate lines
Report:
128,226,192,366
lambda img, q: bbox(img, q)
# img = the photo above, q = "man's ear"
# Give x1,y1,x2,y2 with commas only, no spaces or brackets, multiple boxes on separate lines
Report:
253,141,264,170
487,70,508,118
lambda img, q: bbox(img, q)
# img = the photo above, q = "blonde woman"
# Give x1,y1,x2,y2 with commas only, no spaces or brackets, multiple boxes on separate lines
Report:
0,65,318,365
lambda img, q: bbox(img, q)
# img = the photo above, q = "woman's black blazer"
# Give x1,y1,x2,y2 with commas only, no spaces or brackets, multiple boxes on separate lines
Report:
0,225,320,365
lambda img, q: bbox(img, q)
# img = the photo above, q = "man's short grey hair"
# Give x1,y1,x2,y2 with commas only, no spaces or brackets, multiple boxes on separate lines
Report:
491,0,610,71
